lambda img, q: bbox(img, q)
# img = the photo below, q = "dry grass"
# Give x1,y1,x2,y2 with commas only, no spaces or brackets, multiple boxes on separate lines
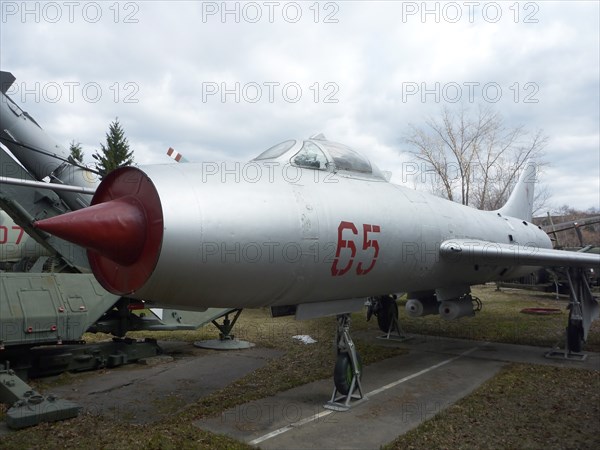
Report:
385,364,600,450
1,285,599,449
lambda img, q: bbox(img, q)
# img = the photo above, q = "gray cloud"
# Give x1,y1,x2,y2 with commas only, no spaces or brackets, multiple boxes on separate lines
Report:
1,0,598,211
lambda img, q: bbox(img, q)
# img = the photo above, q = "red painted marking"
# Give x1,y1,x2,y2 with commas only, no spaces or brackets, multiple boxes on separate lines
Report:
128,302,146,310
331,221,381,277
168,147,182,162
35,167,164,296
35,197,147,265
331,221,358,276
0,226,25,245
13,226,24,245
520,308,561,315
357,224,380,275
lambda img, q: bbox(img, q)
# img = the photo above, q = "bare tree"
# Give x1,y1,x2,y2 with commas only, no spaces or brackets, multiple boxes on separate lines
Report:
404,105,548,212
532,185,552,218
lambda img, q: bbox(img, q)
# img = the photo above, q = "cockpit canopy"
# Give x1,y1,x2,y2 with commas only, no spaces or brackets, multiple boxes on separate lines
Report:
253,137,387,181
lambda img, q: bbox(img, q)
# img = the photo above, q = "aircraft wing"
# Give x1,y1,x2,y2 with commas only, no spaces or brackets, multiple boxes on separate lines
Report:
439,239,600,268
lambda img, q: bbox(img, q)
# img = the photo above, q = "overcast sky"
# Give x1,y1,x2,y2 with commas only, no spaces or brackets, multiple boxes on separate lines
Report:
1,1,598,212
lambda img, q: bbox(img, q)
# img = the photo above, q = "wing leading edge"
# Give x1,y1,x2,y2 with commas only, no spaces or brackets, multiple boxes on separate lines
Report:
440,239,600,268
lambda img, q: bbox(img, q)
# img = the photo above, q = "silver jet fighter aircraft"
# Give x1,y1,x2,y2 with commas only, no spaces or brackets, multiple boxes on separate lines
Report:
34,136,600,407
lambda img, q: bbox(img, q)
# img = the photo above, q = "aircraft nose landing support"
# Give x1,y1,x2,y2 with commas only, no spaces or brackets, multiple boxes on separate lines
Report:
34,136,600,407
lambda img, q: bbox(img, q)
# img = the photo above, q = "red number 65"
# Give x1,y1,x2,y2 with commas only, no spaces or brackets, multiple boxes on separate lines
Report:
331,221,381,276
330,221,358,276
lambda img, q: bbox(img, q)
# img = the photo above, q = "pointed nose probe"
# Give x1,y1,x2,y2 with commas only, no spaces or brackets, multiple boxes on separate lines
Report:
34,167,164,295
35,196,147,265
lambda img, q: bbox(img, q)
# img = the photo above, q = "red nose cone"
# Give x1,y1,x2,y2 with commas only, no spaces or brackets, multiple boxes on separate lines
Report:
34,167,164,296
35,196,146,266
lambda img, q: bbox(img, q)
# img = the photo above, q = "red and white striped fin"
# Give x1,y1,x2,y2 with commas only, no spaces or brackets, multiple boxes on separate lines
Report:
167,147,187,163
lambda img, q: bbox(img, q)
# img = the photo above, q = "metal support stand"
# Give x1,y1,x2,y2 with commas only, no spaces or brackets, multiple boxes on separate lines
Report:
545,344,587,361
325,314,366,411
194,309,255,350
545,267,598,361
1,362,81,429
368,295,410,342
377,311,410,342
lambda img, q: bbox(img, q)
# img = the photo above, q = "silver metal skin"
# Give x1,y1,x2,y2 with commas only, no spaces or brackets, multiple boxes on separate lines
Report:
439,239,600,268
0,73,98,211
0,177,96,196
126,138,557,311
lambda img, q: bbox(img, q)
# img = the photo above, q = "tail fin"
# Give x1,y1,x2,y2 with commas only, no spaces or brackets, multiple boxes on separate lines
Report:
497,161,536,222
0,71,16,94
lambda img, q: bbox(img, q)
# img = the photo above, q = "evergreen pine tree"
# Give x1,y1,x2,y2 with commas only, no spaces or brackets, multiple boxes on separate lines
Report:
92,118,134,178
68,140,84,163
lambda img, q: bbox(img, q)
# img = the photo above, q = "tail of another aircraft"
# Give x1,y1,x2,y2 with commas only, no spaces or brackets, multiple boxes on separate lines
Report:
496,161,536,222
